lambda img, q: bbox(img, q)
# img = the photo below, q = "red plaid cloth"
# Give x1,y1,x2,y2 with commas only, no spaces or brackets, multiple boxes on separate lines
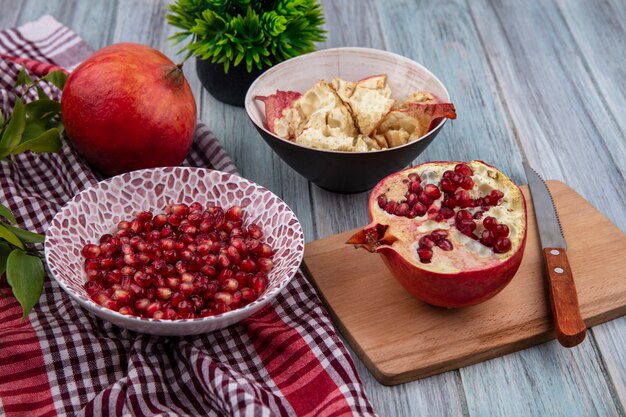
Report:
0,16,376,417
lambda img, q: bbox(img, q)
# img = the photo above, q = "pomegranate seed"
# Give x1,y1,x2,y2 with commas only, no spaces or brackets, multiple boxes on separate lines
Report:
442,196,455,208
439,208,454,219
454,163,473,176
164,309,179,320
169,203,189,216
423,184,442,199
240,258,256,273
200,264,217,277
417,247,433,263
180,282,194,297
86,269,102,281
112,289,131,305
152,310,165,319
483,216,498,230
440,178,457,193
165,277,180,289
81,244,101,259
84,281,101,295
247,224,263,240
226,246,242,264
456,210,472,221
180,224,197,235
241,287,257,303
395,203,410,217
480,230,496,247
489,190,504,205
384,201,398,214
99,234,113,244
231,291,243,307
457,218,477,231
376,194,387,209
189,202,203,212
214,292,233,306
419,235,435,249
85,259,99,271
257,258,273,273
187,213,202,225
405,181,420,196
431,229,449,241
455,190,472,208
442,170,454,179
104,271,122,285
167,214,182,227
460,176,474,190
226,206,243,222
134,271,153,288
494,224,510,237
252,274,267,294
189,295,204,311
177,300,193,318
494,237,512,253
221,278,239,293
134,298,150,312
146,301,161,317
413,202,427,217
218,269,234,283
259,244,273,258
171,291,187,308
437,239,453,251
418,191,433,206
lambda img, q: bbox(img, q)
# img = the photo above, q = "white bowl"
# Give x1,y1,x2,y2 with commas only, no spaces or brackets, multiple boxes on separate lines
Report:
45,167,305,336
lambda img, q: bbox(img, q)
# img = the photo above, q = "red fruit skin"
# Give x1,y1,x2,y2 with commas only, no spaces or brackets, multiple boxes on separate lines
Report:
359,160,528,308
61,43,197,176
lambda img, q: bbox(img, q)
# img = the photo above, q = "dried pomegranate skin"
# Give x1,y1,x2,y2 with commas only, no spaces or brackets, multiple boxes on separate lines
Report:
350,160,527,308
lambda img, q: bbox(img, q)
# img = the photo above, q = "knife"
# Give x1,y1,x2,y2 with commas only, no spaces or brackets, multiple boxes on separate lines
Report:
522,162,586,347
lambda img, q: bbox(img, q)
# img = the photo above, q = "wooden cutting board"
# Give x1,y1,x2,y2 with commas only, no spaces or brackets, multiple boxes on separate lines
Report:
302,181,626,386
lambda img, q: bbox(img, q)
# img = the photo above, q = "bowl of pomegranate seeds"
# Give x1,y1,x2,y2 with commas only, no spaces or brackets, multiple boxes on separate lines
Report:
45,167,305,335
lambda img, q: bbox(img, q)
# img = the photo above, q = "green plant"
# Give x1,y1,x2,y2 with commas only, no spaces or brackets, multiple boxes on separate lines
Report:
166,0,326,73
0,68,67,318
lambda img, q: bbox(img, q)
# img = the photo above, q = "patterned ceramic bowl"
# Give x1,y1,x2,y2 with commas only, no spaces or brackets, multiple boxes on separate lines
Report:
245,47,453,193
44,167,305,336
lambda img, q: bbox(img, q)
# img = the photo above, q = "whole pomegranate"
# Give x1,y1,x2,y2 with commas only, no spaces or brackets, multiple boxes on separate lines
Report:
61,43,197,176
347,160,527,308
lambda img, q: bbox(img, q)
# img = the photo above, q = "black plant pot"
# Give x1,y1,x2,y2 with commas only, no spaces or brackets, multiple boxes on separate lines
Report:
196,58,266,107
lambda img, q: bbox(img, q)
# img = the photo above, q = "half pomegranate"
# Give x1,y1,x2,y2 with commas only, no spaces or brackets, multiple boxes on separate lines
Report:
347,160,527,308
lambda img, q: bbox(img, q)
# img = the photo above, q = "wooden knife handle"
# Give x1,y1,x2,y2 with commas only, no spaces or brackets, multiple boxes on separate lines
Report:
543,248,586,347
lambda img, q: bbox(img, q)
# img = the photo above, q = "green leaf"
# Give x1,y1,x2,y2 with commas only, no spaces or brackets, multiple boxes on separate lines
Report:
0,109,4,127
0,98,26,159
0,224,24,249
15,67,33,88
25,99,61,122
6,249,44,319
21,121,47,142
41,70,68,91
0,203,16,224
0,242,11,276
36,86,49,100
1,223,45,244
12,128,62,155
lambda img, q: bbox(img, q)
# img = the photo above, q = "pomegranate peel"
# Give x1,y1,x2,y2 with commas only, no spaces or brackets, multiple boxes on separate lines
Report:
255,90,302,137
347,160,527,308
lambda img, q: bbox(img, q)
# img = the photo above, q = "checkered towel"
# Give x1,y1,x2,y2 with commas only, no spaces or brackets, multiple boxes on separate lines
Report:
0,16,376,417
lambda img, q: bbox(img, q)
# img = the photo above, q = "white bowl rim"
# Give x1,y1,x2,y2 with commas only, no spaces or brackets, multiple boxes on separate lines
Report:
245,46,452,155
44,166,305,327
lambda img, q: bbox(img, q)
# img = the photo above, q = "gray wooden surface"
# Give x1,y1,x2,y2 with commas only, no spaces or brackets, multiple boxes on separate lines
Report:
3,0,625,415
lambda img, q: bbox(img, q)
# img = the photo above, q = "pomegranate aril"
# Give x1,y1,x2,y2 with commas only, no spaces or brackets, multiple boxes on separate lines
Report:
423,184,441,199
179,282,194,297
259,244,273,258
247,224,263,240
134,298,150,312
409,180,422,194
257,258,273,273
240,258,256,273
384,201,397,214
395,203,409,217
252,274,267,295
440,178,456,193
225,206,243,222
134,271,152,288
431,229,449,241
112,289,131,305
439,208,454,219
189,202,203,212
456,209,472,221
418,192,433,206
437,239,453,251
493,224,510,237
241,287,257,303
84,281,101,295
454,163,473,176
483,216,498,230
152,310,165,319
417,247,433,263
200,264,217,277
412,202,427,217
459,176,474,190
146,301,162,317
221,278,239,293
480,230,496,247
214,292,233,306
419,235,435,249
494,237,512,253
455,190,472,208
81,244,101,259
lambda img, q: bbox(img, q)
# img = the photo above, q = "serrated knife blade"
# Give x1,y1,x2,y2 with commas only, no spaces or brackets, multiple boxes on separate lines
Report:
523,163,567,249
523,162,586,347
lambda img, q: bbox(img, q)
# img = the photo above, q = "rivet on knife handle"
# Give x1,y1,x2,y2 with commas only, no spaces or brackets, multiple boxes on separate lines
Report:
543,248,586,347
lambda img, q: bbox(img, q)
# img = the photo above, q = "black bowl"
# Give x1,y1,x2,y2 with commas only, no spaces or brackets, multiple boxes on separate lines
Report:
245,47,453,193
